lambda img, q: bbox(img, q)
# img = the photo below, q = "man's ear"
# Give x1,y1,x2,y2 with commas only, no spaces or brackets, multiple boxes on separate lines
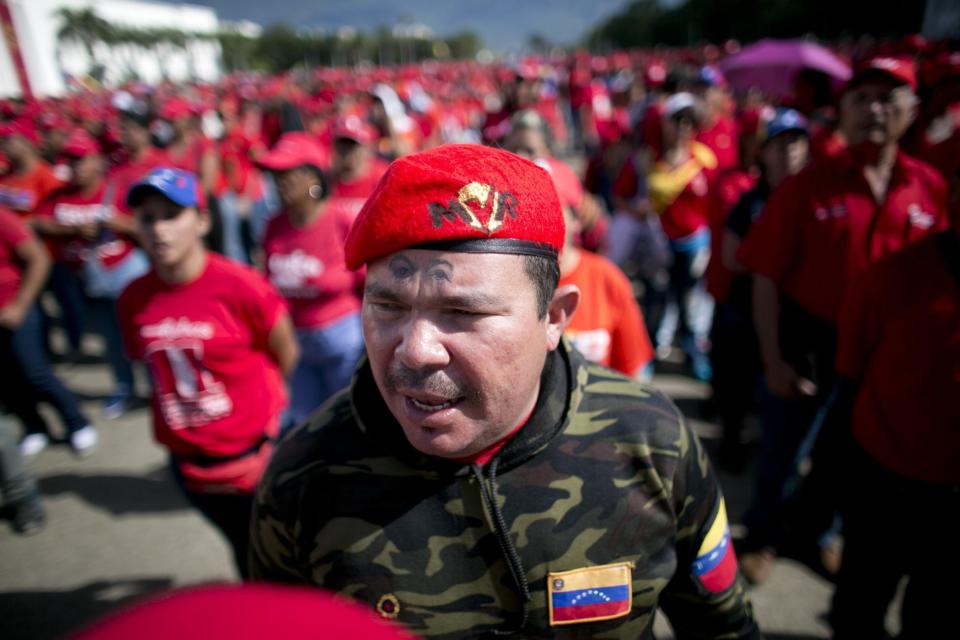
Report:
196,207,211,238
545,284,580,351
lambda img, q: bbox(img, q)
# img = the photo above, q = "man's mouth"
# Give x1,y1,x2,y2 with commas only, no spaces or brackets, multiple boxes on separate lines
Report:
405,394,463,413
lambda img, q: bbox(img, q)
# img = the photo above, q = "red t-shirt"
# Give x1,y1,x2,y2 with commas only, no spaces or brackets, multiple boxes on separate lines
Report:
160,134,216,176
36,182,136,268
262,198,364,330
696,115,739,176
835,232,960,485
0,207,31,307
330,158,389,202
706,169,757,303
737,149,949,324
559,250,653,376
117,253,288,458
0,161,64,215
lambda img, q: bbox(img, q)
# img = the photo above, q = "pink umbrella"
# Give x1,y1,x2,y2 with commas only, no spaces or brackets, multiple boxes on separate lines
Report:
718,39,852,98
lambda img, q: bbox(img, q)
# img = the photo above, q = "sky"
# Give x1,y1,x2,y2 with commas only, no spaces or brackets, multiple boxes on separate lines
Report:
202,0,628,52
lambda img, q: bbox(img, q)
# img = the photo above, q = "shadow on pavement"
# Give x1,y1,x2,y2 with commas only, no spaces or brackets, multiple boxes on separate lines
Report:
38,465,190,515
0,577,174,640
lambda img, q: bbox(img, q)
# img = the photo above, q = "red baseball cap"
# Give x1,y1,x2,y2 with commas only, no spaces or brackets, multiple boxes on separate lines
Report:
159,98,193,121
539,157,583,211
256,132,330,172
344,143,564,270
331,115,377,145
62,129,102,157
0,118,40,146
70,583,417,640
848,56,918,91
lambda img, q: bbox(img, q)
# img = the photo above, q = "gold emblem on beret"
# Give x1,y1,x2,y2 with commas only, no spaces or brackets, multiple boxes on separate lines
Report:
428,182,519,234
376,593,401,619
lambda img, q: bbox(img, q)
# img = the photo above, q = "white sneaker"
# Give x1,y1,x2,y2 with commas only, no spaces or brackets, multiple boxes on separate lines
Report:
70,426,98,457
19,433,49,457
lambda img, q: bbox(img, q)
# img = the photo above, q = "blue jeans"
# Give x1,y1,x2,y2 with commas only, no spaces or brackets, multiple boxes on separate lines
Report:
287,313,364,427
0,305,89,435
89,297,135,393
662,228,714,357
48,264,135,393
48,262,86,352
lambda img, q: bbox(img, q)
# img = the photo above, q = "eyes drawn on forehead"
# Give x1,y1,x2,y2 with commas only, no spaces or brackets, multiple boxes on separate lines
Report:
388,254,453,282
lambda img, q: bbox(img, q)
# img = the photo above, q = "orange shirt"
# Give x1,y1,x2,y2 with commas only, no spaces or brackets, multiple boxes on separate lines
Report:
560,250,653,376
0,160,64,216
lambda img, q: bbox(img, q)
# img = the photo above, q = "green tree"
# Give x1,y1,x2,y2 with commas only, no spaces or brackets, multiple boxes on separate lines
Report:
445,30,482,60
56,7,114,81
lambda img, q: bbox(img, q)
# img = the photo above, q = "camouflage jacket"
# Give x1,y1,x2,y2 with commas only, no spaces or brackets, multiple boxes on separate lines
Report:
251,342,760,639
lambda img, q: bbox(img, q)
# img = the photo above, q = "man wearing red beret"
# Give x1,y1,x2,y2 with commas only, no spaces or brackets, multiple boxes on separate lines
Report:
251,144,760,638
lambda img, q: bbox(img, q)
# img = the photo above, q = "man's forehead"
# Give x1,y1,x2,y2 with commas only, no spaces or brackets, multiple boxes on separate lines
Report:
366,249,528,297
371,249,523,274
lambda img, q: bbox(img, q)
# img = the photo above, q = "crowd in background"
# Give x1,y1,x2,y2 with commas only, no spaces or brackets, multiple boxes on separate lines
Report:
1,33,958,639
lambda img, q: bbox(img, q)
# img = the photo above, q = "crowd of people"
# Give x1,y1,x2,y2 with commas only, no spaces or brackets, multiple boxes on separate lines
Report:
0,34,958,638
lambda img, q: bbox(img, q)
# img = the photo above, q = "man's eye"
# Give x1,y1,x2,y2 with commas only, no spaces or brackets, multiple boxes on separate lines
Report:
370,301,403,312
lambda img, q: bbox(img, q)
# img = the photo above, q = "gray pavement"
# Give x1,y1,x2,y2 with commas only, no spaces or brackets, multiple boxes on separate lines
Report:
0,338,835,639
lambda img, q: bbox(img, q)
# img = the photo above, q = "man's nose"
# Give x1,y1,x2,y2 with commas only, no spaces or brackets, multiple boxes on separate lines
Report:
396,316,449,370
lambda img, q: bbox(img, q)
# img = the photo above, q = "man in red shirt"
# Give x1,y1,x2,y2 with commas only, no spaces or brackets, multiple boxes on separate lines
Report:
735,57,949,581
0,119,64,216
328,115,388,209
506,110,653,379
0,207,95,458
34,130,142,420
108,106,169,217
826,220,959,640
119,167,298,577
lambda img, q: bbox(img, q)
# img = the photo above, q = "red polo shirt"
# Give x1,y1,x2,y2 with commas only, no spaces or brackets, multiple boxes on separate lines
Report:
737,149,948,324
835,232,960,485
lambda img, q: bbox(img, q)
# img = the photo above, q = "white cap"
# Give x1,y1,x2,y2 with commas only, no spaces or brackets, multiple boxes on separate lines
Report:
664,92,698,118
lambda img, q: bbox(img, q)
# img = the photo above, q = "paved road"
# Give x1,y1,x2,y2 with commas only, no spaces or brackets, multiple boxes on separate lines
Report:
0,337,835,639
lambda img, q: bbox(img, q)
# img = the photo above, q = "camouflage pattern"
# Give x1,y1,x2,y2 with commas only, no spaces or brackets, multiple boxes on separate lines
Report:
251,341,760,638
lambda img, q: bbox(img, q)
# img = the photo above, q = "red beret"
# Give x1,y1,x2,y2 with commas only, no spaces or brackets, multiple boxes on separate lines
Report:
344,143,564,270
71,583,416,640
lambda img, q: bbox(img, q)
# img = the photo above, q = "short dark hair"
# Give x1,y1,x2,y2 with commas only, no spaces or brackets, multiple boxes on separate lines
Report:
523,254,559,319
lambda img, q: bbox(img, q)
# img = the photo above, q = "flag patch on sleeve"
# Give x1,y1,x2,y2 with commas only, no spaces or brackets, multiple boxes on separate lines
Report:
692,498,737,593
547,561,632,626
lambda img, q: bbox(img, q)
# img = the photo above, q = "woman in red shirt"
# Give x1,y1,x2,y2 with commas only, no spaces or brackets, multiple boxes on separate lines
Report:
118,168,298,577
257,133,366,427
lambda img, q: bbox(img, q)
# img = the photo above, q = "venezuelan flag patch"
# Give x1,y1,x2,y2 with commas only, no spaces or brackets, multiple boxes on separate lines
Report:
547,561,632,626
692,498,737,593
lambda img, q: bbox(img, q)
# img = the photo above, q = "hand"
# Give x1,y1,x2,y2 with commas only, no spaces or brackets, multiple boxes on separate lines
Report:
764,358,817,399
0,302,28,330
77,222,100,240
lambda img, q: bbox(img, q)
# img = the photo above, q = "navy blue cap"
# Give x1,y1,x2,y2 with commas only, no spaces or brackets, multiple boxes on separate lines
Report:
762,108,809,143
126,167,199,209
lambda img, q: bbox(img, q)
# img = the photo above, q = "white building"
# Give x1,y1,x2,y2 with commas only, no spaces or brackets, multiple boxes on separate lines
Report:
0,0,222,98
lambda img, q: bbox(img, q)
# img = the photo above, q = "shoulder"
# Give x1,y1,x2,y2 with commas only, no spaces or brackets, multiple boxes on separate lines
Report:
207,253,269,285
260,390,381,497
900,151,948,193
263,212,286,237
569,356,685,446
117,271,157,310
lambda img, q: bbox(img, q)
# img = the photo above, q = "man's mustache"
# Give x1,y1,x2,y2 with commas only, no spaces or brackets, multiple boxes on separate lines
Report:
385,364,477,400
